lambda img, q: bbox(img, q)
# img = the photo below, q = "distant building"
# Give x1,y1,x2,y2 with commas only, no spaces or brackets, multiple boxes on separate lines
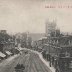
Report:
45,20,56,36
55,29,60,37
15,33,22,45
0,30,7,34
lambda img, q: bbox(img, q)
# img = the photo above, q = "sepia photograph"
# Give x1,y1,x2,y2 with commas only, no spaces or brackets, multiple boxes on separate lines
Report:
0,0,72,72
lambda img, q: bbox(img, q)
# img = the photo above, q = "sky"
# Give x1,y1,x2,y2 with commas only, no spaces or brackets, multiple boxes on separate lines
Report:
0,0,72,34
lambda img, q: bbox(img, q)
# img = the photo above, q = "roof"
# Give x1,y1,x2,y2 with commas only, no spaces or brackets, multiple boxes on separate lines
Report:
50,35,72,40
44,44,62,49
5,51,12,55
39,37,47,40
0,52,6,57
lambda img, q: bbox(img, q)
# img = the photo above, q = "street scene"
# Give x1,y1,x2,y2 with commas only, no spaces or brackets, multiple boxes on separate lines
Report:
0,0,72,72
0,50,52,72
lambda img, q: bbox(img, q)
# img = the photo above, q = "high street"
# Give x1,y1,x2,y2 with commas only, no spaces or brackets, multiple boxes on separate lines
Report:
0,50,52,72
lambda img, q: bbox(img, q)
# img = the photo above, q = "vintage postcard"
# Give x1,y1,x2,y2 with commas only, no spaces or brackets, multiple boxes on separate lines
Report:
0,0,72,72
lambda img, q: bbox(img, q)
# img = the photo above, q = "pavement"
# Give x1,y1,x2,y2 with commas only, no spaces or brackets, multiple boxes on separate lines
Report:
38,52,55,72
0,54,19,66
31,50,56,72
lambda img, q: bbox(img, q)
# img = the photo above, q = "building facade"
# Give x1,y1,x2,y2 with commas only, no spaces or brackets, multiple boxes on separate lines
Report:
45,20,56,37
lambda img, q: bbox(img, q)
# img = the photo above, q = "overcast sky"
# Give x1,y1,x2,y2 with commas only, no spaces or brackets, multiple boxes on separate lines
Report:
0,0,72,34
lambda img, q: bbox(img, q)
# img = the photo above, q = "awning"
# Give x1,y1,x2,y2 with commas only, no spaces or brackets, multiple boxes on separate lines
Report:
0,52,6,57
5,51,12,55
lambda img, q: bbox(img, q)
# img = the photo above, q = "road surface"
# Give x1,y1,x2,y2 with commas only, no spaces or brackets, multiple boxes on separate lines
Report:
0,50,52,72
